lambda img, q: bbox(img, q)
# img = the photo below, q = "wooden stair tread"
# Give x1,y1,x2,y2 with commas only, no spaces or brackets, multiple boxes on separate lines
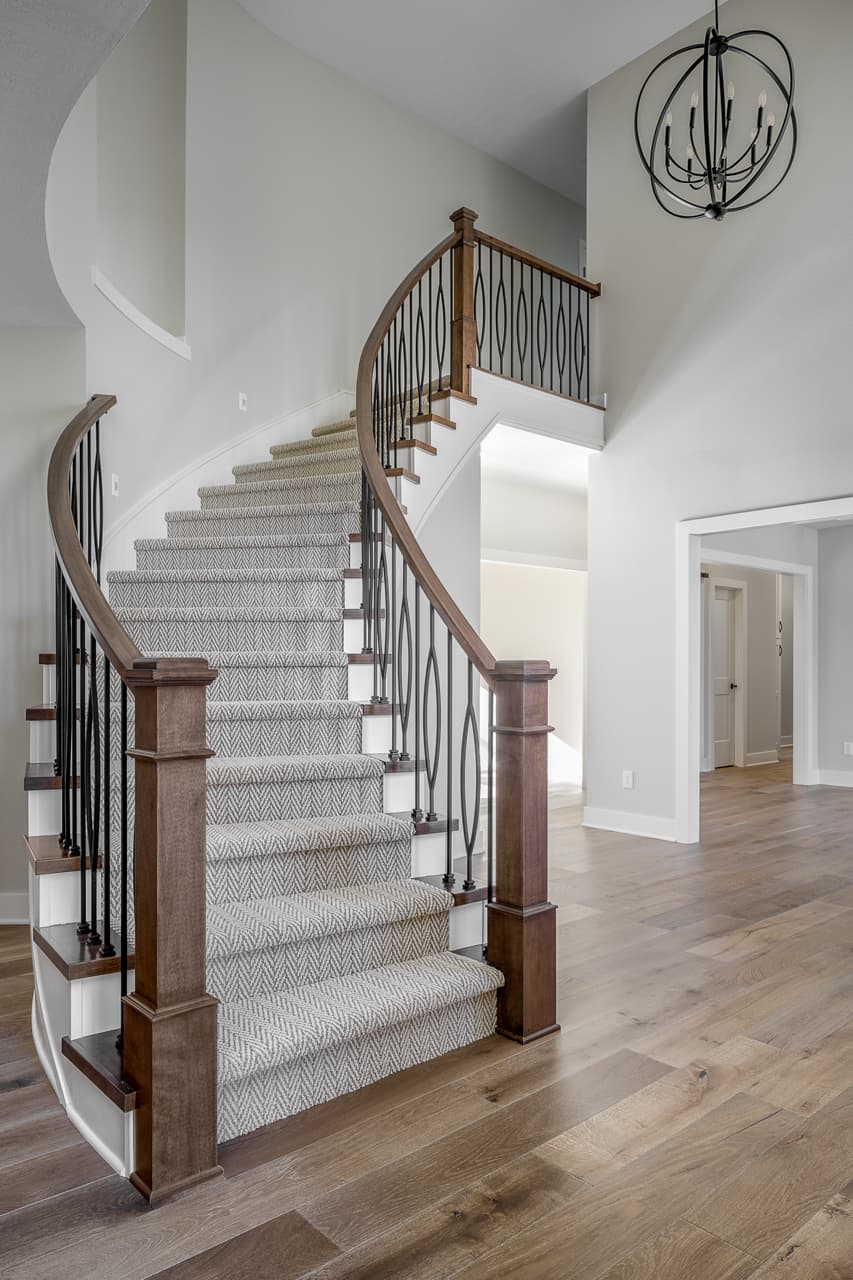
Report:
407,413,455,430
25,762,79,791
418,851,489,906
384,466,420,485
33,922,134,981
61,1031,137,1112
25,833,99,875
393,437,439,455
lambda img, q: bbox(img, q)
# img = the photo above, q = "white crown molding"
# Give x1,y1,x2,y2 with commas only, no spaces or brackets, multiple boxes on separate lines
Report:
481,548,587,572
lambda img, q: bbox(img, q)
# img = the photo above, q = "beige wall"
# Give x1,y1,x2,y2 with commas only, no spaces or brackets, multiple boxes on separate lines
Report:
97,0,188,336
481,561,586,785
481,475,587,566
0,326,86,909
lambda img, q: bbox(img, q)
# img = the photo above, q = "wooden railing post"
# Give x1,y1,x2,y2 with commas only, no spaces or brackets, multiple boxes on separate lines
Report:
449,207,478,396
122,657,221,1205
487,660,559,1043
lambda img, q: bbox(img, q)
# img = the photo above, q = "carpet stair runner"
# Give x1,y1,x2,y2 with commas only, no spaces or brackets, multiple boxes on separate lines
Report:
105,415,503,1142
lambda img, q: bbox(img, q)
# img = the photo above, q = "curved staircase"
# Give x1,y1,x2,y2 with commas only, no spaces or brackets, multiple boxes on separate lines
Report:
109,414,503,1143
32,208,599,1201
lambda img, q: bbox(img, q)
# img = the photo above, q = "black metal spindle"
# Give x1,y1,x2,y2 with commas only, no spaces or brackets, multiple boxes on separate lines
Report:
585,290,591,402
412,582,422,821
444,629,454,886
537,268,547,387
460,659,480,891
489,245,494,371
398,562,412,761
487,687,495,907
423,604,440,822
509,255,514,380
416,279,426,415
428,266,433,418
436,257,446,390
117,679,128,1053
100,657,115,957
389,537,399,760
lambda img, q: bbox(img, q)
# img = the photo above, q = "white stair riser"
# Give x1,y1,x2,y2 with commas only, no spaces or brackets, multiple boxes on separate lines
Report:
28,789,61,838
30,863,94,928
450,901,486,951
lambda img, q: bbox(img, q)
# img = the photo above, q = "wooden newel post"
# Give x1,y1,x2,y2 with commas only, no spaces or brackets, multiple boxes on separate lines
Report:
450,207,478,397
122,657,221,1205
487,659,559,1043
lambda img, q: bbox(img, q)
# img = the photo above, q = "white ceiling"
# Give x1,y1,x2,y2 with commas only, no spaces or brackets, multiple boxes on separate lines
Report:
237,0,716,204
480,423,591,495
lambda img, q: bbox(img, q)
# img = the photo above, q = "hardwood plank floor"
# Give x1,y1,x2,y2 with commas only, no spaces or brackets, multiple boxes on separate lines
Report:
1,757,852,1278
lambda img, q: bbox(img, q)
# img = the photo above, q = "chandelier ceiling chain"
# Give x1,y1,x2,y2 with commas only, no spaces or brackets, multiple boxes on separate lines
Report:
634,0,797,220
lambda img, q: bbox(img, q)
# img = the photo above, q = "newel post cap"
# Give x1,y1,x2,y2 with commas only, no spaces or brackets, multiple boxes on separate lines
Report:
491,659,557,683
449,207,479,229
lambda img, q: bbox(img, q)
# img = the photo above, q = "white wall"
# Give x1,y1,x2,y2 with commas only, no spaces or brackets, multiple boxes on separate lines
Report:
47,0,586,559
818,525,853,779
0,326,86,905
481,475,587,566
586,0,853,833
481,562,586,785
97,0,187,337
702,562,781,763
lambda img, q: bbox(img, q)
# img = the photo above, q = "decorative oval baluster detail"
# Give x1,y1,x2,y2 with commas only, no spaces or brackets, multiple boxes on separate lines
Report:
397,319,408,443
435,260,447,387
537,277,548,386
415,281,427,415
474,248,485,366
556,291,567,393
423,605,442,821
574,304,587,392
460,659,481,890
516,281,528,375
495,263,507,372
373,517,391,704
397,563,413,759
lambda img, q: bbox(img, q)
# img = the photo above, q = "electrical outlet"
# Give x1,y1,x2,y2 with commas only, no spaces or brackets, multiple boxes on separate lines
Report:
844,742,853,757
622,769,635,790
238,392,248,412
111,473,120,497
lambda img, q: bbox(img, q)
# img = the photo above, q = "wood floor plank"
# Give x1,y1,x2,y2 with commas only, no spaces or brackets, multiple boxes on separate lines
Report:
595,1219,757,1280
744,1185,853,1278
146,1211,339,1280
307,1153,583,1280
0,1143,112,1215
449,1094,795,1280
301,1050,670,1250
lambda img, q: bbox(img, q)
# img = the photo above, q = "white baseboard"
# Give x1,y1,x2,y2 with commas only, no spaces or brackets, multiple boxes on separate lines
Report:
0,892,29,924
816,769,853,788
745,750,779,767
582,807,678,843
779,734,793,748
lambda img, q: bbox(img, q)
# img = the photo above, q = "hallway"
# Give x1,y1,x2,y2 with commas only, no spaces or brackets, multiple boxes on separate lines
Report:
2,765,852,1276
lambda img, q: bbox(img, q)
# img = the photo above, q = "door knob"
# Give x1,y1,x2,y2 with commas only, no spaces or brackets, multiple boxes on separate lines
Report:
730,682,738,690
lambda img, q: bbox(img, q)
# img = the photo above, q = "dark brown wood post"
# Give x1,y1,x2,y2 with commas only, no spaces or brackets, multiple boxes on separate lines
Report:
450,207,478,396
122,656,221,1205
487,659,559,1043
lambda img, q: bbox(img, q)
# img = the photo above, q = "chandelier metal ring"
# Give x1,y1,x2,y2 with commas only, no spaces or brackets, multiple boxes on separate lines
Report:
634,1,797,220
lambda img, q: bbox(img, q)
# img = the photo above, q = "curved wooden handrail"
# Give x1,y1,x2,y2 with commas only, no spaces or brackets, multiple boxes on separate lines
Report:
356,231,499,683
47,393,143,678
474,229,601,298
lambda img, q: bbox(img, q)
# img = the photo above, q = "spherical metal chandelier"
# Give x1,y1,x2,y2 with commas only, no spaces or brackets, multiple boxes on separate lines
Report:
634,0,796,220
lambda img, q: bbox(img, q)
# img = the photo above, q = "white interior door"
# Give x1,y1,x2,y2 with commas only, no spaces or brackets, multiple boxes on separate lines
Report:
712,586,737,767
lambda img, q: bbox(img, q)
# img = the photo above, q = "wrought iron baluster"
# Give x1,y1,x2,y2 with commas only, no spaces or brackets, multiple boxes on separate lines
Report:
373,513,390,704
537,267,547,387
398,561,412,761
71,447,86,932
489,245,494,372
586,291,591,402
549,274,554,392
557,282,567,395
509,256,514,380
531,262,536,385
460,659,480,891
444,629,454,886
361,470,372,654
487,687,495,908
100,657,115,958
415,279,426,416
408,292,414,434
412,582,422,821
474,239,485,366
86,626,102,948
117,680,129,1053
495,252,507,374
423,604,441,822
568,280,575,398
428,266,433,419
515,258,528,378
389,537,399,760
397,312,408,452
436,256,447,390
